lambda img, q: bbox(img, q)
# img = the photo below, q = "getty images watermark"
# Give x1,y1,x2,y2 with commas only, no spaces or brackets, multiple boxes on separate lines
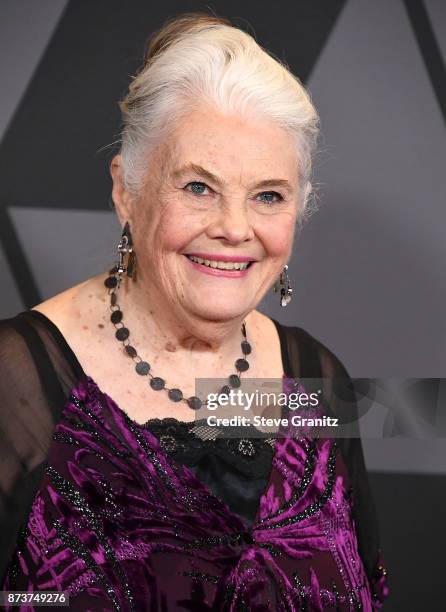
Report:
192,377,446,439
204,387,338,430
193,377,342,438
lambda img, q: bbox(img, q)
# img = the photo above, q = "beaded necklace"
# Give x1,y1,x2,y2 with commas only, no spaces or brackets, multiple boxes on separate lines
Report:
104,268,252,410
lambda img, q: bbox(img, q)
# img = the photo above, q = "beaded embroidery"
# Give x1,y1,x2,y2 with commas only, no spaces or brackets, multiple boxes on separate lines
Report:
1,376,387,610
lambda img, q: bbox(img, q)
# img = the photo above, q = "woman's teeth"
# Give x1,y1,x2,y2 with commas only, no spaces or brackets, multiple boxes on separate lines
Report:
187,255,250,270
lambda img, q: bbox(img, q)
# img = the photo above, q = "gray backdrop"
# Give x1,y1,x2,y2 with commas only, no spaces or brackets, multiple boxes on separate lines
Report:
1,1,445,609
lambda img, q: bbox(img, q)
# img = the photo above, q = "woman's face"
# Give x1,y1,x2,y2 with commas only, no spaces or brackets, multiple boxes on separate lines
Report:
115,105,300,323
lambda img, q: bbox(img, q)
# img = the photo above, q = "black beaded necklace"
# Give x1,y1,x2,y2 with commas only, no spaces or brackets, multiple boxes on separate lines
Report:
104,268,252,410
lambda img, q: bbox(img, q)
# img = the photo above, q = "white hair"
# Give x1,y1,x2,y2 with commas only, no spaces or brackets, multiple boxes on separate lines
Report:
118,13,321,222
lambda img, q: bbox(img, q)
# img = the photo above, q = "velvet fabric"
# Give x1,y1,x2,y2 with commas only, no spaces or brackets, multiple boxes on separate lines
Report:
2,374,388,611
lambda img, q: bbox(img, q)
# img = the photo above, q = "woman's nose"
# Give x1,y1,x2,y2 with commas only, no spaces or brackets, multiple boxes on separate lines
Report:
207,201,255,245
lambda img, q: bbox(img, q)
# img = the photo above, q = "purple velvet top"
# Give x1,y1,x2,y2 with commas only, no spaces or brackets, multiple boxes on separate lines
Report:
1,372,388,611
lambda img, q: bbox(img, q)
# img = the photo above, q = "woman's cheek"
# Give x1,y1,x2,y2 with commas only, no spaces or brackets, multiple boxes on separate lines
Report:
259,221,294,257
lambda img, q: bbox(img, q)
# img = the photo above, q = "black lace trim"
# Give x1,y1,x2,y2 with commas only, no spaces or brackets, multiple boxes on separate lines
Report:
142,417,276,479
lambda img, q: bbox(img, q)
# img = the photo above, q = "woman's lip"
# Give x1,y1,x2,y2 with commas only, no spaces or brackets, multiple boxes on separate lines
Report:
184,252,256,263
183,255,254,277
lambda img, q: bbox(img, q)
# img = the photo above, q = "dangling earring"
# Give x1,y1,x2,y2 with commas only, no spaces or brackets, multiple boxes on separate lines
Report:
116,221,137,283
273,264,293,307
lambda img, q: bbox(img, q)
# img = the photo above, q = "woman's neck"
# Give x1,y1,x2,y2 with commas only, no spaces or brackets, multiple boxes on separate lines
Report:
114,276,248,364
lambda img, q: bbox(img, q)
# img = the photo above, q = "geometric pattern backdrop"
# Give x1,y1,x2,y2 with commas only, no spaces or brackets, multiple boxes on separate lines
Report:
1,2,445,608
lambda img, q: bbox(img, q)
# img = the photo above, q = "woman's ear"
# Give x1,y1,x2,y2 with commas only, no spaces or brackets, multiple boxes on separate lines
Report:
110,154,132,226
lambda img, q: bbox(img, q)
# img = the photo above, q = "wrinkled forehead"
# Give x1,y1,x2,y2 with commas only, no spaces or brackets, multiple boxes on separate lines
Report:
153,108,300,186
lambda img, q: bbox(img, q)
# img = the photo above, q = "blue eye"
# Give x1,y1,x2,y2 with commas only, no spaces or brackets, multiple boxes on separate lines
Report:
257,191,284,205
184,183,283,205
185,181,209,195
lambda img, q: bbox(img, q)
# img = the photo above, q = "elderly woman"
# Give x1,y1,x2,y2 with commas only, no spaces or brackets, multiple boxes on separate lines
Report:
0,12,388,611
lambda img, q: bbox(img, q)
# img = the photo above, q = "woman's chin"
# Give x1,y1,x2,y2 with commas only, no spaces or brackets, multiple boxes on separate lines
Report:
185,299,252,323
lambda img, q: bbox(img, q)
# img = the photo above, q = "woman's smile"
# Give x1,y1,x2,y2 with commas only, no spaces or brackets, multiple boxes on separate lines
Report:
183,253,257,277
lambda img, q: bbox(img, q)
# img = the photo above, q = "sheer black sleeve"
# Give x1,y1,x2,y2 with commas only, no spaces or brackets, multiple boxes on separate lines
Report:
0,311,84,582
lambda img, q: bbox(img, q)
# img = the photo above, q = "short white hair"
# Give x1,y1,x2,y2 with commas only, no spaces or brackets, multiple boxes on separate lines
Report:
118,13,320,222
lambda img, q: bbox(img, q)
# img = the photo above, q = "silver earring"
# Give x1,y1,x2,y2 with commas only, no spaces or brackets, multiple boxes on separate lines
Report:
116,221,137,283
273,264,293,307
